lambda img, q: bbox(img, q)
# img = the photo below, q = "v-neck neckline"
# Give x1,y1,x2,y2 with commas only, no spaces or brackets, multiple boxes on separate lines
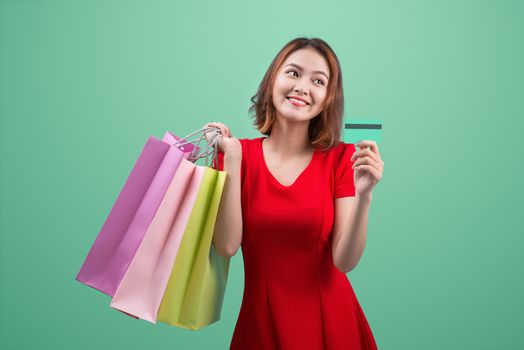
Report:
259,137,318,189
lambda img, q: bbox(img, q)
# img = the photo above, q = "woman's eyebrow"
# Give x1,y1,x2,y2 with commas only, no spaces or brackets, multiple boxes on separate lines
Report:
284,63,329,80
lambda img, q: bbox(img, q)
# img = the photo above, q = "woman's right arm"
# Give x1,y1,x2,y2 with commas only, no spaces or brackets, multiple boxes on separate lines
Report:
213,152,243,257
203,122,243,258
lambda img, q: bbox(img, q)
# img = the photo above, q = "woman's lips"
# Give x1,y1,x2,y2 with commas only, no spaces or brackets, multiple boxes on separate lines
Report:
287,97,308,107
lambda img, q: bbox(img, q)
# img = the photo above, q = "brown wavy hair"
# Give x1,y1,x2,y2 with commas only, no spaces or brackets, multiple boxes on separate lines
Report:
249,37,344,151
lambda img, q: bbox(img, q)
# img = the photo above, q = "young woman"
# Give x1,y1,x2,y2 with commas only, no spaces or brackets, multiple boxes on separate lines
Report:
205,37,384,350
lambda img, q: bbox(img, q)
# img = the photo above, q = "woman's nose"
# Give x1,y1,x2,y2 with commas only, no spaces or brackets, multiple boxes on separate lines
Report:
294,86,308,95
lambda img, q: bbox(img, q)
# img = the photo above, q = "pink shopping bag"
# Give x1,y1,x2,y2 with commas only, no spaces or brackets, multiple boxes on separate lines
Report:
76,133,199,296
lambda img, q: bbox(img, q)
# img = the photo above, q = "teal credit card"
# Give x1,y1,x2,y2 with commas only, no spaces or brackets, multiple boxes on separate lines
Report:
342,118,382,145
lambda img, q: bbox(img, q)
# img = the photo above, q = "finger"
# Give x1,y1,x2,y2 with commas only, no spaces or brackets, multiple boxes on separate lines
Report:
219,126,230,138
215,122,231,137
354,164,382,181
352,156,381,170
351,148,381,164
203,123,223,142
355,140,381,158
212,124,225,136
351,148,373,162
218,126,228,137
204,122,220,132
207,122,225,137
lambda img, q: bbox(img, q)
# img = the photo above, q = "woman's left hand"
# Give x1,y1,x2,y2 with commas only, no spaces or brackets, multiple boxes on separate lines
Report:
350,140,384,197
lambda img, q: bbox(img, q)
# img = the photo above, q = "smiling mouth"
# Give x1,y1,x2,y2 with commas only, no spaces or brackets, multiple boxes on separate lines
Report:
286,97,309,106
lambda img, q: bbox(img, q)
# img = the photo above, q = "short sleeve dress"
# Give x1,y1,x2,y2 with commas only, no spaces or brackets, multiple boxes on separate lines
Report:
214,137,378,350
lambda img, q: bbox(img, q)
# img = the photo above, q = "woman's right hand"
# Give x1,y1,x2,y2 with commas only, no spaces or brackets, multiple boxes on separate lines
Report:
203,122,242,159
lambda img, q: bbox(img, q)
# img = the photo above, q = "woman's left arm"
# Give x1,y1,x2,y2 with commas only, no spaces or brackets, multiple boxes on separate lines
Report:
332,141,384,273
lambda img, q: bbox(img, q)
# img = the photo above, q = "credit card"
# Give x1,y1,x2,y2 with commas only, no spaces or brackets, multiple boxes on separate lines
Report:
342,118,382,145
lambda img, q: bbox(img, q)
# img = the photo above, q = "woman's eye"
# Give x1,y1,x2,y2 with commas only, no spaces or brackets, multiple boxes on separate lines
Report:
286,70,325,86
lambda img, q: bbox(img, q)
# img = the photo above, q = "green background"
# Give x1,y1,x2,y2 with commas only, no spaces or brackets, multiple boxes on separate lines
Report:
1,0,522,349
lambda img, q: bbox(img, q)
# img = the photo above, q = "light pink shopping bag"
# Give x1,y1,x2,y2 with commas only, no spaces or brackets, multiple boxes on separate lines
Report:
109,158,205,322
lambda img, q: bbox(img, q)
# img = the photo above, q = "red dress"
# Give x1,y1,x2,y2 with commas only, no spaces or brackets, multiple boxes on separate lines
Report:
215,137,378,350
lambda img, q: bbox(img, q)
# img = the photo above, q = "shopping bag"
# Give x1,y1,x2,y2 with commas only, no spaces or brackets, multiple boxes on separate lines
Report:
156,164,229,330
109,159,205,322
75,133,200,296
108,127,227,327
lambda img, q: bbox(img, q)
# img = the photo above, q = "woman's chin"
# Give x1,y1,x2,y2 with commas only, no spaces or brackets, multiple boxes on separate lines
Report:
278,112,315,123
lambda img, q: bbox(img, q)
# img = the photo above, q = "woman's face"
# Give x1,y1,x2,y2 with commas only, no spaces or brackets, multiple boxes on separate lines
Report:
271,47,330,125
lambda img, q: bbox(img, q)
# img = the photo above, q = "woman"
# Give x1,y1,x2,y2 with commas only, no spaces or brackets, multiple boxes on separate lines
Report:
205,37,384,350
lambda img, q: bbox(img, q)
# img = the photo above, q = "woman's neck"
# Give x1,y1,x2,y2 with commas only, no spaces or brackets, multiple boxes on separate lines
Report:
264,119,313,157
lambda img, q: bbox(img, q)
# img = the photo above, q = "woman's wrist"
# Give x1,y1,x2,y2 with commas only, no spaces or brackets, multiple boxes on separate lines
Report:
355,192,372,203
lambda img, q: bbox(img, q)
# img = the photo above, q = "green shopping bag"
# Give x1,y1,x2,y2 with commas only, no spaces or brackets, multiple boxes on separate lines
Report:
157,166,229,330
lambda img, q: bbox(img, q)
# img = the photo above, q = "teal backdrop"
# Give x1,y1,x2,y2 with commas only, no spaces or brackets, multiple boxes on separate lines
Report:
1,0,522,349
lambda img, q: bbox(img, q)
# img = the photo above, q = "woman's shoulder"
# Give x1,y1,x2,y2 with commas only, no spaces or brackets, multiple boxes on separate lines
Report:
238,137,264,143
237,137,264,151
214,137,263,171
